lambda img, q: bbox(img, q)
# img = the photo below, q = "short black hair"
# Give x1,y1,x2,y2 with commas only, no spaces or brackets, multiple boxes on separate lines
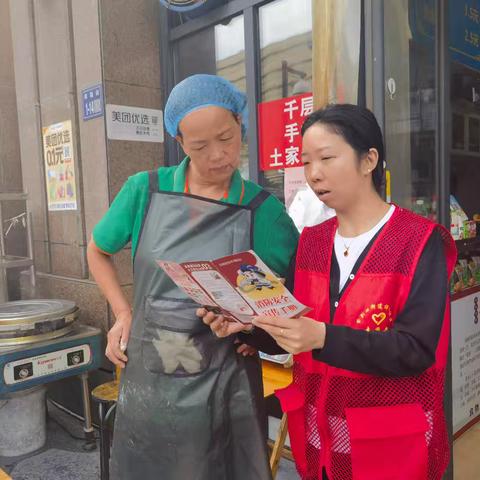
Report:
301,104,385,193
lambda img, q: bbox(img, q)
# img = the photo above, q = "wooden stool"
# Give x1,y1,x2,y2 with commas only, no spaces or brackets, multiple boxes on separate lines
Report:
92,362,293,480
0,468,12,480
261,360,293,479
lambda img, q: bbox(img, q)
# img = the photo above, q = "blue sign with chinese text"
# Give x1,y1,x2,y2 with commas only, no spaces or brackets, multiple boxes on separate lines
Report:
409,0,480,72
82,85,104,121
449,0,480,72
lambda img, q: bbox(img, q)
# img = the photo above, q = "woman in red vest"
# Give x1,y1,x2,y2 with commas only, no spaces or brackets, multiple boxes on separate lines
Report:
200,104,457,480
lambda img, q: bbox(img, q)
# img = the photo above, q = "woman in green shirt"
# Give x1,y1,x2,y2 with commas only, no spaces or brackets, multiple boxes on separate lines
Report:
87,74,298,480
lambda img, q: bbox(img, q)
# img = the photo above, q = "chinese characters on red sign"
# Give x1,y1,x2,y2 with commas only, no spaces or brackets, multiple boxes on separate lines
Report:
258,92,313,171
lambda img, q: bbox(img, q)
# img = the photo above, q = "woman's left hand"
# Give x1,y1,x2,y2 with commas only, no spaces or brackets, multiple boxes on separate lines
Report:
252,315,326,354
197,307,249,337
197,308,257,356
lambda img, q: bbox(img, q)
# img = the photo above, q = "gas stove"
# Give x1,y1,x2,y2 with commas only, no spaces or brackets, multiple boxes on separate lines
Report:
0,324,102,395
0,299,104,452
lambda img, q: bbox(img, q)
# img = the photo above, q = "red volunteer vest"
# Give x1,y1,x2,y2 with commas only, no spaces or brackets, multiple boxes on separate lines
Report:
276,207,457,480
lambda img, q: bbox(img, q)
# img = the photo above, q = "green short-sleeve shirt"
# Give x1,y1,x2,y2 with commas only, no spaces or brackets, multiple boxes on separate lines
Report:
92,158,298,276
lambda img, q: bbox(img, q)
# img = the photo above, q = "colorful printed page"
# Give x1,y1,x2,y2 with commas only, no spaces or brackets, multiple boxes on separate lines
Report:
157,250,310,324
157,260,216,307
212,250,310,319
157,259,255,323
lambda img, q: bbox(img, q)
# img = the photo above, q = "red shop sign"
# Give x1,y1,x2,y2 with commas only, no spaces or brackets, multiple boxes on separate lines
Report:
257,92,313,171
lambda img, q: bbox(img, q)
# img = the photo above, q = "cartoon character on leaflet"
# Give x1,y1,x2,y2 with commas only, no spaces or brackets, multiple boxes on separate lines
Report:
237,265,279,292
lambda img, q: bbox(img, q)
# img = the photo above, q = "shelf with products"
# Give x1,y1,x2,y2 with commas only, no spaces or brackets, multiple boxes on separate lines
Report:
450,194,479,241
451,196,480,296
451,239,480,298
452,284,480,302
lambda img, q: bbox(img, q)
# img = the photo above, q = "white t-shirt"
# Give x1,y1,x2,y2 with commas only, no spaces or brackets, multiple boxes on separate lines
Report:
334,205,396,291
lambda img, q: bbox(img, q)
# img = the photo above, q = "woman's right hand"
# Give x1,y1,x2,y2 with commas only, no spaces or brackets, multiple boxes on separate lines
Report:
197,307,250,338
105,309,132,368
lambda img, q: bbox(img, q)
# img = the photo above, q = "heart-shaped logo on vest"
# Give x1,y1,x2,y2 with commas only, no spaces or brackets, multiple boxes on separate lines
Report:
372,312,386,326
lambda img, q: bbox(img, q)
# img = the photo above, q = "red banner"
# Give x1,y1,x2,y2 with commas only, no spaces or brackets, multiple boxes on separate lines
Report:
257,92,313,171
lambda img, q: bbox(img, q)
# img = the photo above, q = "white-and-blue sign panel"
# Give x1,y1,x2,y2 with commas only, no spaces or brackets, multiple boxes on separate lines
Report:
409,0,480,72
82,85,104,121
449,0,480,73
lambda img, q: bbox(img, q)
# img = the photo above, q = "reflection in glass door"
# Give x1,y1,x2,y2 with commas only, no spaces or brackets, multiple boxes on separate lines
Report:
383,0,438,219
174,15,249,177
258,0,313,201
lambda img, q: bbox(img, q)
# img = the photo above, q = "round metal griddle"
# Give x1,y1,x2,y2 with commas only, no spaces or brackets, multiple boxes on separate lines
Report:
0,299,78,347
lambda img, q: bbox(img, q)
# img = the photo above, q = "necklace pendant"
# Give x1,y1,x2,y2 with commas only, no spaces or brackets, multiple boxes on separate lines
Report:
344,249,349,257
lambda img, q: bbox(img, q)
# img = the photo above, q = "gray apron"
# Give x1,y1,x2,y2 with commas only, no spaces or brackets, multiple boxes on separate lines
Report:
110,172,273,480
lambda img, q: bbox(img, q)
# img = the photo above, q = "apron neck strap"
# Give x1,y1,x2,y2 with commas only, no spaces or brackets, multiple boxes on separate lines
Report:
151,160,247,206
247,189,271,210
148,170,158,194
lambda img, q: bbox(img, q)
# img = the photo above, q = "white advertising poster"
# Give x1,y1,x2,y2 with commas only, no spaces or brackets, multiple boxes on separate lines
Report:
106,104,164,143
42,120,77,211
452,290,480,434
284,166,307,210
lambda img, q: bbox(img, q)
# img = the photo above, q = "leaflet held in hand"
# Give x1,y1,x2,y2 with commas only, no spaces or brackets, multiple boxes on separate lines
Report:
157,250,310,324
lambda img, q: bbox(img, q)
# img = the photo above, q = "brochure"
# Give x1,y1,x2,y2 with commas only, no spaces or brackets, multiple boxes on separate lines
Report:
157,250,310,324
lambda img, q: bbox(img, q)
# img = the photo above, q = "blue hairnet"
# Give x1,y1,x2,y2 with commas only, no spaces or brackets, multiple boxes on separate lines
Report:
164,74,248,139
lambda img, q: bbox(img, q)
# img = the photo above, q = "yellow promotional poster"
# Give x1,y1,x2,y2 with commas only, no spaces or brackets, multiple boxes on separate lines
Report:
42,120,77,211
